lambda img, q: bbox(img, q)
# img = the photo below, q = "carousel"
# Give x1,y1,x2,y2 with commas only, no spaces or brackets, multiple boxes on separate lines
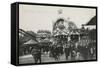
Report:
52,9,80,46
52,17,79,45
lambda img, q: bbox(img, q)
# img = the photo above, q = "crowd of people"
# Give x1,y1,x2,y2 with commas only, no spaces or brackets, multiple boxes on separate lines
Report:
30,40,96,63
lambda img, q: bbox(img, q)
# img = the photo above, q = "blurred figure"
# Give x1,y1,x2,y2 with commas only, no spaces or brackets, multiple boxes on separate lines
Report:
64,43,71,60
88,42,96,59
31,46,41,63
70,42,76,60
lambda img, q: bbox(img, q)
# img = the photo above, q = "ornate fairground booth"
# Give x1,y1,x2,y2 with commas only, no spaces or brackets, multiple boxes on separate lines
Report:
52,9,79,46
70,29,80,43
52,18,68,45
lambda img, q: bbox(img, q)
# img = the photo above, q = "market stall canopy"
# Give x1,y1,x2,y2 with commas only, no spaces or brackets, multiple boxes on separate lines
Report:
24,39,38,45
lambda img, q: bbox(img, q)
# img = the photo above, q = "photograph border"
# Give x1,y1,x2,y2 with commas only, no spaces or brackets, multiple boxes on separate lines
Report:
12,2,98,66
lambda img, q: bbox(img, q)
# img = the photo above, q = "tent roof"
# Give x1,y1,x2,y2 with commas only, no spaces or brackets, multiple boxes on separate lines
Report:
24,39,38,45
86,16,96,25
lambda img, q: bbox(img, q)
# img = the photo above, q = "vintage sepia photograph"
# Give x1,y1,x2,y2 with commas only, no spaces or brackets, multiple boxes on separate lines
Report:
18,3,97,64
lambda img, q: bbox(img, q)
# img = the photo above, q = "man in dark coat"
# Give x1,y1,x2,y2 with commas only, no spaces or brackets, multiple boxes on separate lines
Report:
31,46,41,63
64,44,70,60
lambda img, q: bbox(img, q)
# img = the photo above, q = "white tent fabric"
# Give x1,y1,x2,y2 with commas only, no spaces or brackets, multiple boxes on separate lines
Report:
24,39,37,44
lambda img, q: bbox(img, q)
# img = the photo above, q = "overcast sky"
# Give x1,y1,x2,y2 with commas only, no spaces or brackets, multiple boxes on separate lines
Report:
19,4,96,32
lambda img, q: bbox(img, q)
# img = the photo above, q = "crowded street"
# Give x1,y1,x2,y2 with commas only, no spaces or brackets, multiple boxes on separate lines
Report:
19,8,96,64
